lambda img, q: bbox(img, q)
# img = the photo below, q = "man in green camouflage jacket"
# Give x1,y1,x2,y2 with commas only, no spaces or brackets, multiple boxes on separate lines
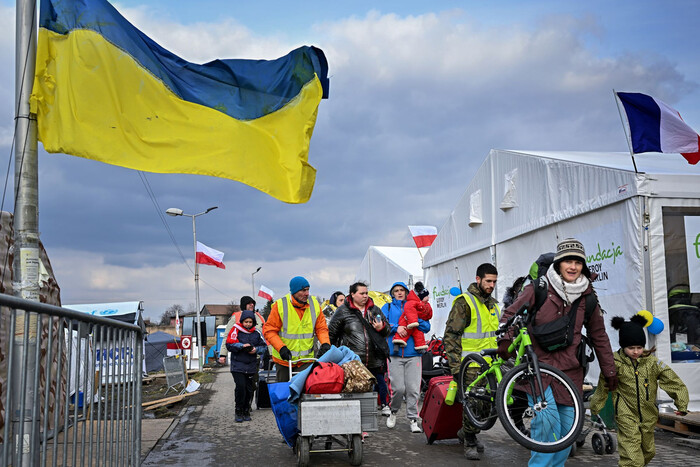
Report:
444,263,500,460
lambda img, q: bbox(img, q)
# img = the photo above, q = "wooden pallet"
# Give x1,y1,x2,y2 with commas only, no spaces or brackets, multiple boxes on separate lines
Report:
657,411,700,437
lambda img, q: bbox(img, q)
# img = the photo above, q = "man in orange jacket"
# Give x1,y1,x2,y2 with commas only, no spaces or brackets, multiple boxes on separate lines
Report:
263,276,331,382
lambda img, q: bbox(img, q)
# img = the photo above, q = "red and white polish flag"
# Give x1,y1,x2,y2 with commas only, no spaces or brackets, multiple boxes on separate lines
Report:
408,225,438,248
258,285,274,302
195,241,226,269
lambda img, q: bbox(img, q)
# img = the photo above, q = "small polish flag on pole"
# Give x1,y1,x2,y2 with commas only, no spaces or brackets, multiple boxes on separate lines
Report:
258,285,274,302
408,225,438,248
195,241,226,269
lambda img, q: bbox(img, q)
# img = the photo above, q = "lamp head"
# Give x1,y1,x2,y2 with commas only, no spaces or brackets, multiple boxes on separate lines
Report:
166,208,183,217
205,206,218,214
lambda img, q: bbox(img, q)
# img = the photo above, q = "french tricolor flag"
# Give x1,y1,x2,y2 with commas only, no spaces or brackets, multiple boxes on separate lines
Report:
408,225,438,248
195,241,226,269
616,92,700,165
258,285,274,302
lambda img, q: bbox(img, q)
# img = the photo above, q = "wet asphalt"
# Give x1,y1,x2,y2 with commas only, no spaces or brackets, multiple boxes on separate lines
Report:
142,367,698,466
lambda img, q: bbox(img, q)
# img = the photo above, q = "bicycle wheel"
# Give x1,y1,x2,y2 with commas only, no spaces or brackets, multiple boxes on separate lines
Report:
495,362,584,453
458,353,498,430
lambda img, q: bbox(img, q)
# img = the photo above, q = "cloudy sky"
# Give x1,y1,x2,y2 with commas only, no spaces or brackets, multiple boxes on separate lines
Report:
1,0,698,321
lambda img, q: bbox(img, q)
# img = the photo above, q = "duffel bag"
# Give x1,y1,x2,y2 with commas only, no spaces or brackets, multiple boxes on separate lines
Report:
341,360,376,393
304,362,345,394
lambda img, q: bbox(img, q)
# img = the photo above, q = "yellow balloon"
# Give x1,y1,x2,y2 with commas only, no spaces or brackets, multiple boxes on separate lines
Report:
637,310,653,327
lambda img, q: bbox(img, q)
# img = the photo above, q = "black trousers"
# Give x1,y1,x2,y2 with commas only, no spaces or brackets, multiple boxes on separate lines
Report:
231,371,255,414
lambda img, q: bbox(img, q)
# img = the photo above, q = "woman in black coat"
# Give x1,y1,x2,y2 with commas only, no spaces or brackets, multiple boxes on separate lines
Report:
328,282,391,404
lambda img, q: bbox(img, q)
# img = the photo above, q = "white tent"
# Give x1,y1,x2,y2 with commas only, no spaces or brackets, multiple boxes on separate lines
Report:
423,149,700,406
64,301,146,383
356,246,424,293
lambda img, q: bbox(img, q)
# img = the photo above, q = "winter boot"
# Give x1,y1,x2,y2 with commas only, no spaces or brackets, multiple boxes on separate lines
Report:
235,411,244,423
243,410,252,422
464,434,481,460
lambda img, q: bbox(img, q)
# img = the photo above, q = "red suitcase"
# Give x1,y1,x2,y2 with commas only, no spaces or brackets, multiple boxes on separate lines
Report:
419,375,463,444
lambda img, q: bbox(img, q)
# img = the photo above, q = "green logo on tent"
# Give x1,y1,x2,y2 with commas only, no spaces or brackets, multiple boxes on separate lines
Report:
694,232,700,259
586,242,624,265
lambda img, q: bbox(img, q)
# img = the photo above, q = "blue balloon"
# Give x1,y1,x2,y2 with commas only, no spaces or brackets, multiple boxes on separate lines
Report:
647,317,664,335
450,287,462,297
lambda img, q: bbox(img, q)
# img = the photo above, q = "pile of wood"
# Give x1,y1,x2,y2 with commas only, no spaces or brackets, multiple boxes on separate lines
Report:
142,391,199,411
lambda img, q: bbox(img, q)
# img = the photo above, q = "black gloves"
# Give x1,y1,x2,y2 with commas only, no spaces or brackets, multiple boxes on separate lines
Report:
279,346,293,361
318,343,331,357
496,340,514,360
605,374,619,392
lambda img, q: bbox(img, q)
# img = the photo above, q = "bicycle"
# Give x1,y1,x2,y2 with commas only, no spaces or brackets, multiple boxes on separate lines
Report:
457,304,585,453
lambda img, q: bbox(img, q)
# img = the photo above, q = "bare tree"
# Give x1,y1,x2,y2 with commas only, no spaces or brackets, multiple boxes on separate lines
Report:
159,304,184,326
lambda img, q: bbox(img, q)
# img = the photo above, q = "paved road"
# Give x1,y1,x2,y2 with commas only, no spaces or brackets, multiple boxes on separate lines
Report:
143,367,698,466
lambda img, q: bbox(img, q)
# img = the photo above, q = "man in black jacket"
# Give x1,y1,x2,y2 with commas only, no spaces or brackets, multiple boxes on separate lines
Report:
328,282,391,409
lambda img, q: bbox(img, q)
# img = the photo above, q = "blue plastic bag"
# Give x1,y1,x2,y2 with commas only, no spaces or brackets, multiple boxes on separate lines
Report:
268,381,299,447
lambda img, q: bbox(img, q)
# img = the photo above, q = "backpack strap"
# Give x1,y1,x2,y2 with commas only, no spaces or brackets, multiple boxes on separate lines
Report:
582,293,598,325
533,277,549,312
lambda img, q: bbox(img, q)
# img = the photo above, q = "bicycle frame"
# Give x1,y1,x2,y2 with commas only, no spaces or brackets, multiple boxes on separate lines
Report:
465,309,547,408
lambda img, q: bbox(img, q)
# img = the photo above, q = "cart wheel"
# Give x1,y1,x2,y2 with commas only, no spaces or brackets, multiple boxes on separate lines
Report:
568,442,577,457
603,433,617,454
591,433,605,455
348,434,363,466
297,436,310,467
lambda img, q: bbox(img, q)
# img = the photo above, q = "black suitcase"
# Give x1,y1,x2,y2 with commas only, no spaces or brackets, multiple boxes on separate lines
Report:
255,369,273,409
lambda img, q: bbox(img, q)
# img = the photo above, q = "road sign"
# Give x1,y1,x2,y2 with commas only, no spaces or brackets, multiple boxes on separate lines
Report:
181,335,192,350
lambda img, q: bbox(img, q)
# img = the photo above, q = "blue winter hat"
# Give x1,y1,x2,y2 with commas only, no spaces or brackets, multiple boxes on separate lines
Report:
289,276,310,294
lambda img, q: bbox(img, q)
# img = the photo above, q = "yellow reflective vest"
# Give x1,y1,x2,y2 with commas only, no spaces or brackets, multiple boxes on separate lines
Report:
457,291,502,359
270,294,321,361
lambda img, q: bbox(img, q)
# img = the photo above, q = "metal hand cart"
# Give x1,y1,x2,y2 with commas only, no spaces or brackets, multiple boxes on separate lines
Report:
295,391,378,466
284,359,378,466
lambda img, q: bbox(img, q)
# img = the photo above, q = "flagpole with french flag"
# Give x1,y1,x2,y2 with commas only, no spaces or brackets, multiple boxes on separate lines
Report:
408,225,438,260
614,90,700,168
258,285,274,302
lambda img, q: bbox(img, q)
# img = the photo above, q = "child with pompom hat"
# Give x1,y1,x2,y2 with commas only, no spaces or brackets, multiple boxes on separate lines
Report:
589,313,689,467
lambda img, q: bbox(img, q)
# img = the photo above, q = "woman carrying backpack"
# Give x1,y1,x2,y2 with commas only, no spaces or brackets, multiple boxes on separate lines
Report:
497,238,617,467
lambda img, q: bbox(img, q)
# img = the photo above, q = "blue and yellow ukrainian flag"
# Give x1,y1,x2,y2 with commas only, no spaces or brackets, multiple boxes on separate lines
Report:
30,0,329,203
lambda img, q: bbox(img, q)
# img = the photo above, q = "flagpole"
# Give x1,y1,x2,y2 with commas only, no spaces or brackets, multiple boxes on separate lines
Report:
613,89,639,174
12,0,41,462
166,206,218,370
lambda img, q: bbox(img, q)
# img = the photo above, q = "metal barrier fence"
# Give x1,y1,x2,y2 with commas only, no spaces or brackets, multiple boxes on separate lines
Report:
0,293,143,466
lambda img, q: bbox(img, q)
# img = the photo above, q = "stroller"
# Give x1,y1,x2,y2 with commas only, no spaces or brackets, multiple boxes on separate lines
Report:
568,384,617,457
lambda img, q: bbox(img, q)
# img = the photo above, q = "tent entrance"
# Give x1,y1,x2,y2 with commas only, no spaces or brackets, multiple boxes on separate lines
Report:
662,207,700,362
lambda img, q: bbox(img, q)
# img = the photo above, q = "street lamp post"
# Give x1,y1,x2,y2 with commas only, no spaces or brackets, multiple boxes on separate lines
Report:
166,206,218,370
251,266,261,299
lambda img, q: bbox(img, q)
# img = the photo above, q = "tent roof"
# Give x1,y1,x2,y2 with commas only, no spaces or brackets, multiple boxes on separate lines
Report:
424,150,700,268
145,331,179,343
509,150,694,175
356,246,424,292
64,301,144,317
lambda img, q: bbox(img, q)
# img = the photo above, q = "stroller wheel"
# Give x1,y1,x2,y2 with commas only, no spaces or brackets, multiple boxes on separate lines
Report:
603,433,617,454
591,433,604,455
568,442,577,457
576,437,586,448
